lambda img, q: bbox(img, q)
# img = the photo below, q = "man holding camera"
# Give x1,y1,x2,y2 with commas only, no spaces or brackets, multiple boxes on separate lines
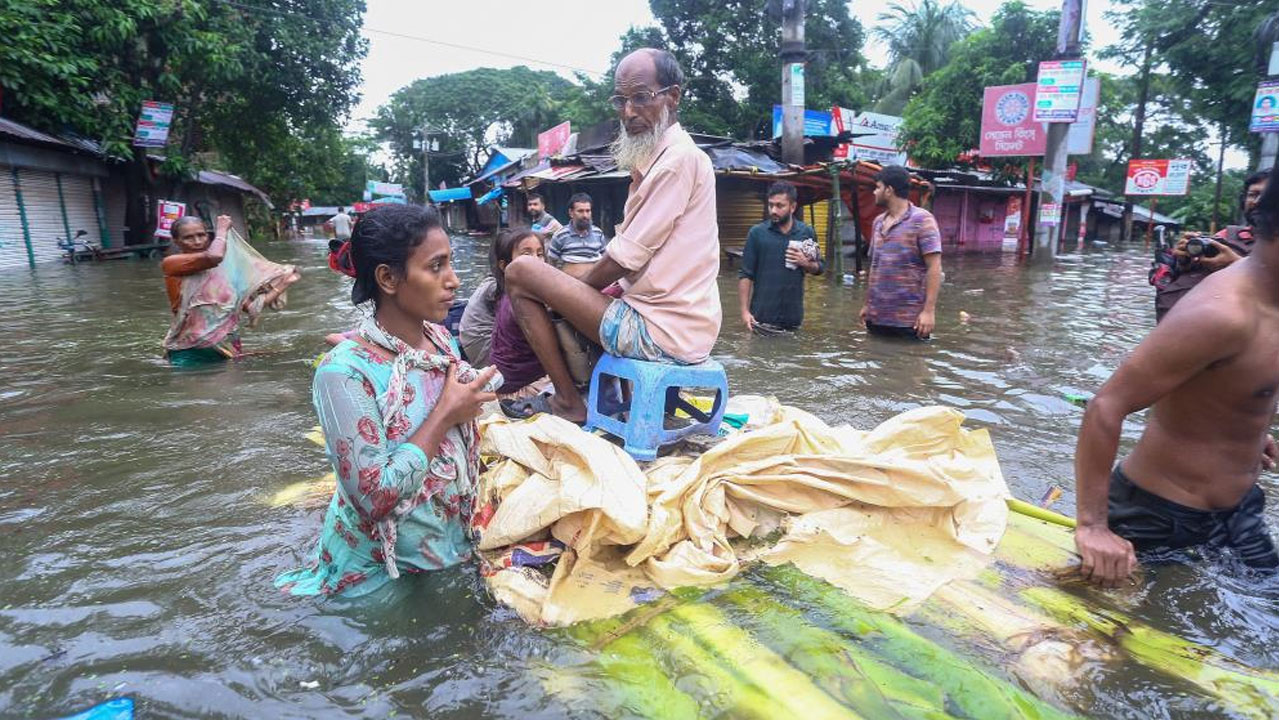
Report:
1073,164,1279,586
1154,170,1270,322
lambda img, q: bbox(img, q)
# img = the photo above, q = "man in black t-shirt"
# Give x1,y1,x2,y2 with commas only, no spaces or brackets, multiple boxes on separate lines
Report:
738,181,824,333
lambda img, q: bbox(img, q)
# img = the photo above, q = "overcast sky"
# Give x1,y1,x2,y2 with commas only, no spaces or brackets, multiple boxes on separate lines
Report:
351,0,1246,169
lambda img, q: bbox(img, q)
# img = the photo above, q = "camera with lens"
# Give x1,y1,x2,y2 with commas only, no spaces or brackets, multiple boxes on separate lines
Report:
1184,234,1219,259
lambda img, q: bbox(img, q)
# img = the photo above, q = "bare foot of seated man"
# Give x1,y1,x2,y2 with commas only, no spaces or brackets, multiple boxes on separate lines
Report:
503,255,618,423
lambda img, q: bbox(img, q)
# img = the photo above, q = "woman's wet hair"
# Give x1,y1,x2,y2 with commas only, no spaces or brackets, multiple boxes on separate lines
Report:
491,226,540,297
171,215,206,238
349,204,444,306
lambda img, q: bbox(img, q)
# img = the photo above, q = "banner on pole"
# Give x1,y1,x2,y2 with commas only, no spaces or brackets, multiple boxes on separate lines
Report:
788,63,805,107
1033,60,1087,122
1124,159,1192,196
133,101,174,148
1251,80,1279,133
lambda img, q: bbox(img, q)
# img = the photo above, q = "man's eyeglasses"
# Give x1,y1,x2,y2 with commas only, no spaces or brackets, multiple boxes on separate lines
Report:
609,86,677,111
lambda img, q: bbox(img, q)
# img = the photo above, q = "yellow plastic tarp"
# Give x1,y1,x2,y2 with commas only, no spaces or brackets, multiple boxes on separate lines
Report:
472,400,1009,626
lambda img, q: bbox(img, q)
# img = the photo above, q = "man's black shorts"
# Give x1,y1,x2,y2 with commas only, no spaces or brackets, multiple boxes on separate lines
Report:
866,322,926,340
1108,465,1278,570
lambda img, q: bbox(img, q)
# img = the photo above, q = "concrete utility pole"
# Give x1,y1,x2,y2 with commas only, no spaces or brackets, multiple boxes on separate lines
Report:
420,122,432,205
1030,0,1084,266
780,0,806,165
1260,41,1279,172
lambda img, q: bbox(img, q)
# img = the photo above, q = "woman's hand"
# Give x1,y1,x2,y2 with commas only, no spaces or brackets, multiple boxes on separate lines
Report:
432,364,499,428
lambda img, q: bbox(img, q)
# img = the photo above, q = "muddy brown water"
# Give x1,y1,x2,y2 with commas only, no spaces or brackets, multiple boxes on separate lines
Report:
2,235,1277,718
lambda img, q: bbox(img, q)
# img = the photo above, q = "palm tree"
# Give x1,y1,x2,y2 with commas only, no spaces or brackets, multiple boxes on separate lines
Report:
872,0,976,115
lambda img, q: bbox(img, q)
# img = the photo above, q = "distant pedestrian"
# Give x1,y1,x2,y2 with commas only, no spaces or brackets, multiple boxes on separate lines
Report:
526,193,562,240
330,207,353,242
738,180,822,333
861,165,942,339
547,192,608,279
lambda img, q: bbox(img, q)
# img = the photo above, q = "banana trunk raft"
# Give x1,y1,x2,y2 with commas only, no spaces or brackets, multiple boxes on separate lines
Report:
280,398,1279,718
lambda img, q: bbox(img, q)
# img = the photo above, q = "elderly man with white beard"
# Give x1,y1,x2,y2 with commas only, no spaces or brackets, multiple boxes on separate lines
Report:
504,48,722,423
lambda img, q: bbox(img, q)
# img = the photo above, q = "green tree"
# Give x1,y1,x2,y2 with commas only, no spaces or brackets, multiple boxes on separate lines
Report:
626,0,871,139
369,66,599,201
1073,72,1213,198
0,0,366,242
1169,168,1246,232
897,1,1059,171
1105,0,1279,165
872,0,976,115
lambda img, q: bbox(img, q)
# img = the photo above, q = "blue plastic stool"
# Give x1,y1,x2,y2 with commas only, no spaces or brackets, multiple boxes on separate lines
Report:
583,354,728,461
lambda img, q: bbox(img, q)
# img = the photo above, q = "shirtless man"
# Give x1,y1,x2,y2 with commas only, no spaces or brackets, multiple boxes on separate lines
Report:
1074,167,1279,585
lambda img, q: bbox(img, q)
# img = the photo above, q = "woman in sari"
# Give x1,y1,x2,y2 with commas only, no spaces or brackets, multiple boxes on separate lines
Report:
276,205,501,597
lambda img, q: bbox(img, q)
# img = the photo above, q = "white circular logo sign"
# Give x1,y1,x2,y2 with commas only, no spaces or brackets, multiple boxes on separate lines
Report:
995,91,1031,126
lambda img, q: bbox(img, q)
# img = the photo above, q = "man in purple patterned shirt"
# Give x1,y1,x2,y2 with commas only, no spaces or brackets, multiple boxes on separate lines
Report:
860,165,942,339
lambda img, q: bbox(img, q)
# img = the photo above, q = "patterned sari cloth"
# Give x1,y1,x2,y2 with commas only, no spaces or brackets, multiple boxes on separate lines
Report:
162,229,296,356
275,317,503,597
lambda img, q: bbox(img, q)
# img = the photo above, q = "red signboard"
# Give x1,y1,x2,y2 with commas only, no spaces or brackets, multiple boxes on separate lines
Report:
1124,159,1192,196
538,121,571,159
979,83,1046,157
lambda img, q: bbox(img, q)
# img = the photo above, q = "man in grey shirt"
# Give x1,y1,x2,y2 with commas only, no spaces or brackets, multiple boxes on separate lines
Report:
547,192,608,279
526,193,562,240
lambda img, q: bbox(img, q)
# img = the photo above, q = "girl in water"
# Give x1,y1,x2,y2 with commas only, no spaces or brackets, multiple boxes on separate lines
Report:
276,205,501,597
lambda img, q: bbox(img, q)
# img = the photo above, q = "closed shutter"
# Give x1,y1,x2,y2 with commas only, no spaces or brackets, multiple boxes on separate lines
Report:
716,179,767,255
803,199,829,258
15,169,67,264
103,180,127,248
0,167,30,270
59,174,102,250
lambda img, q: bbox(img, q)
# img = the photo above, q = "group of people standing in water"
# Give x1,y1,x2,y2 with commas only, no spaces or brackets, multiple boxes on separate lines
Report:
160,47,1279,600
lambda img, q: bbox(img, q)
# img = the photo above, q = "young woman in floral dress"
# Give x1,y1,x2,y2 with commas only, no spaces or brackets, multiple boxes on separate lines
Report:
276,205,501,597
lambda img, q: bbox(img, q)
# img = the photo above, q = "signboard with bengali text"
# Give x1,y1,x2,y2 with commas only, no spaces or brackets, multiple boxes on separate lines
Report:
133,101,174,148
154,200,186,239
1125,159,1192,196
831,107,907,165
1033,60,1086,123
771,106,833,138
365,180,404,198
980,83,1045,157
1251,80,1279,133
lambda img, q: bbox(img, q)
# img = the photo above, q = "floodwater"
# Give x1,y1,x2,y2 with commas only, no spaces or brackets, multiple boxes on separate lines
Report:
2,234,1277,719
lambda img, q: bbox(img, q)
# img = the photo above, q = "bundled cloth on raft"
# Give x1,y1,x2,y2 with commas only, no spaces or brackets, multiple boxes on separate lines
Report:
472,398,1010,626
162,228,297,353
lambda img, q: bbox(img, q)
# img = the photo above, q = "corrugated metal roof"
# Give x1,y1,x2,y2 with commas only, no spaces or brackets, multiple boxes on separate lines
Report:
467,156,526,186
0,118,101,154
0,118,71,147
196,168,273,208
493,147,536,160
